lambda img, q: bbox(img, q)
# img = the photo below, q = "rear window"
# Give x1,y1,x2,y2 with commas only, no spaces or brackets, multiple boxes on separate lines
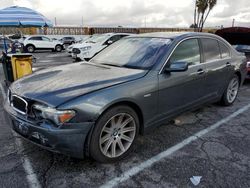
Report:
201,38,221,62
219,42,231,58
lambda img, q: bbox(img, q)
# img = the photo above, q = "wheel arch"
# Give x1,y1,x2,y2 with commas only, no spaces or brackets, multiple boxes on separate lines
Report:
84,100,145,158
25,43,35,48
55,44,63,48
99,100,145,135
235,71,242,85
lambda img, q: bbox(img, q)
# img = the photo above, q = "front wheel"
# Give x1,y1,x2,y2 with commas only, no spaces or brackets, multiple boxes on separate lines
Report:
89,106,139,163
220,75,240,106
26,45,35,53
55,45,62,52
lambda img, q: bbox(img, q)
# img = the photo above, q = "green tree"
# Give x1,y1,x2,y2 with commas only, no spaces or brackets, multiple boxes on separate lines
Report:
194,0,217,32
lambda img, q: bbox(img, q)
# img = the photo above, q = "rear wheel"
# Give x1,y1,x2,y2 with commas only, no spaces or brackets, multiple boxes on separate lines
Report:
221,75,240,106
89,105,139,163
26,45,35,53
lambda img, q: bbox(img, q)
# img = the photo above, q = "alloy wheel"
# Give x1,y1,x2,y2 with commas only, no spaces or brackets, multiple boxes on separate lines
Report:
99,113,136,158
27,46,34,53
226,77,239,103
56,45,62,52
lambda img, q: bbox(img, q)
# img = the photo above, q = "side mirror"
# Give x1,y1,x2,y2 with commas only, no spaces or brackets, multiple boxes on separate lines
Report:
165,61,189,72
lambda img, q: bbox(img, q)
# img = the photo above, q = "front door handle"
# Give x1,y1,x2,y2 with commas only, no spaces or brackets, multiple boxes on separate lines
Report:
226,62,231,67
197,69,205,75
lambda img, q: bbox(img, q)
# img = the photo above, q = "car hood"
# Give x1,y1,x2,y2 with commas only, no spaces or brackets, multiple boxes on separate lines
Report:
75,41,104,49
73,42,93,49
10,62,147,107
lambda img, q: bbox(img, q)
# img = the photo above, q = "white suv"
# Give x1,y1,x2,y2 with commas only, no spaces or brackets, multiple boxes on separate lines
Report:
72,33,131,61
23,36,64,53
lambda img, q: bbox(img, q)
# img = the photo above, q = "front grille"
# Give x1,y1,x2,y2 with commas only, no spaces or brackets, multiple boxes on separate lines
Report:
72,48,81,54
11,95,28,115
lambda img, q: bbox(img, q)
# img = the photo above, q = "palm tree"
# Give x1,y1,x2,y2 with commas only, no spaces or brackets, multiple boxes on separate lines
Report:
194,0,217,32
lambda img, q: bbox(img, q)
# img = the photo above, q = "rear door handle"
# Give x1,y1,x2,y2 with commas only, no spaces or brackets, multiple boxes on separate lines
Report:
197,69,205,75
226,62,231,67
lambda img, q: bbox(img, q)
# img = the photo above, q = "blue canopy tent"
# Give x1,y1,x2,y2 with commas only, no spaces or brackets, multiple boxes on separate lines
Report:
0,6,53,53
0,6,53,27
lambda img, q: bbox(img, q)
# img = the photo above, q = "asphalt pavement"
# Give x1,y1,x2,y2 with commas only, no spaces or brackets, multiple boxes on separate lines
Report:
0,51,250,188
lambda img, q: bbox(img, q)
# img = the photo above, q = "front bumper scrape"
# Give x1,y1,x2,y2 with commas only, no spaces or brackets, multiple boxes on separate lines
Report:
4,101,94,159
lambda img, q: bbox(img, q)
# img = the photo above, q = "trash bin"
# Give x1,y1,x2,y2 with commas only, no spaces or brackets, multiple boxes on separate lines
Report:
1,53,33,85
9,53,33,81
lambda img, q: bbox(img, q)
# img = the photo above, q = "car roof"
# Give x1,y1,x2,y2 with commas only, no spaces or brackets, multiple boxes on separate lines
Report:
101,32,133,36
27,35,51,38
130,32,219,40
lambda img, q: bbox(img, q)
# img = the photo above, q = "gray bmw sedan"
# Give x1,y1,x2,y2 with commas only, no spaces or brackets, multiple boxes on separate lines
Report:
4,32,247,163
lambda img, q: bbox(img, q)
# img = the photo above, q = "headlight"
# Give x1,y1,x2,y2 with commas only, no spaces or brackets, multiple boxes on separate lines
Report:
33,104,76,125
80,46,91,51
247,61,250,68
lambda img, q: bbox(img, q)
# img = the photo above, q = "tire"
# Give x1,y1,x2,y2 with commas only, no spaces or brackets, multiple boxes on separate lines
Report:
220,75,240,106
89,105,139,163
55,45,62,52
26,45,35,53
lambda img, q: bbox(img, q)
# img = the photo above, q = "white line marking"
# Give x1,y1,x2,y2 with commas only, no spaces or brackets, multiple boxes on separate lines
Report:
0,82,6,100
0,83,41,188
101,103,250,188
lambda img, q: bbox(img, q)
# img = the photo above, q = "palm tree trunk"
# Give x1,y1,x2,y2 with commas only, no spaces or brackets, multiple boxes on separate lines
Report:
201,9,211,31
194,0,197,31
198,13,204,32
197,12,200,32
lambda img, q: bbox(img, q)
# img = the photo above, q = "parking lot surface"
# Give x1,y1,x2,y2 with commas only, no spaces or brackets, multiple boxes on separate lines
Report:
0,51,250,188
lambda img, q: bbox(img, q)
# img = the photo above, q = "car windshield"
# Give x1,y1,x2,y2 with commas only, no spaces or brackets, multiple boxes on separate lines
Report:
235,45,250,50
86,35,109,43
91,37,172,70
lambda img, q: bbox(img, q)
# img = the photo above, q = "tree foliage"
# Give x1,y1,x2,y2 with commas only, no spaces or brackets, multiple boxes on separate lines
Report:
194,0,217,32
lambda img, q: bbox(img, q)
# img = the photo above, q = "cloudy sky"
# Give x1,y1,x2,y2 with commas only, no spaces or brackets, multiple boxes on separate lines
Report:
0,0,250,28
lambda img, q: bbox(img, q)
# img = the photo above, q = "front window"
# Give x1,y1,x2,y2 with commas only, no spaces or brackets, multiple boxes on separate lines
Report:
219,42,231,58
91,37,172,70
29,37,42,41
169,39,201,66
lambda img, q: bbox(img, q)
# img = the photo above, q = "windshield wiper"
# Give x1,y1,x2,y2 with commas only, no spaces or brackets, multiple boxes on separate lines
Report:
101,63,122,68
122,65,141,69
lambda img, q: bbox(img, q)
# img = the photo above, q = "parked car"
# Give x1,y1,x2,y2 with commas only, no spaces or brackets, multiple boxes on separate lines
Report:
23,36,64,53
76,35,91,43
72,33,130,61
246,59,250,79
4,32,247,163
59,36,76,46
66,35,91,54
0,37,12,60
234,45,250,54
233,45,250,79
0,37,23,59
8,33,22,40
